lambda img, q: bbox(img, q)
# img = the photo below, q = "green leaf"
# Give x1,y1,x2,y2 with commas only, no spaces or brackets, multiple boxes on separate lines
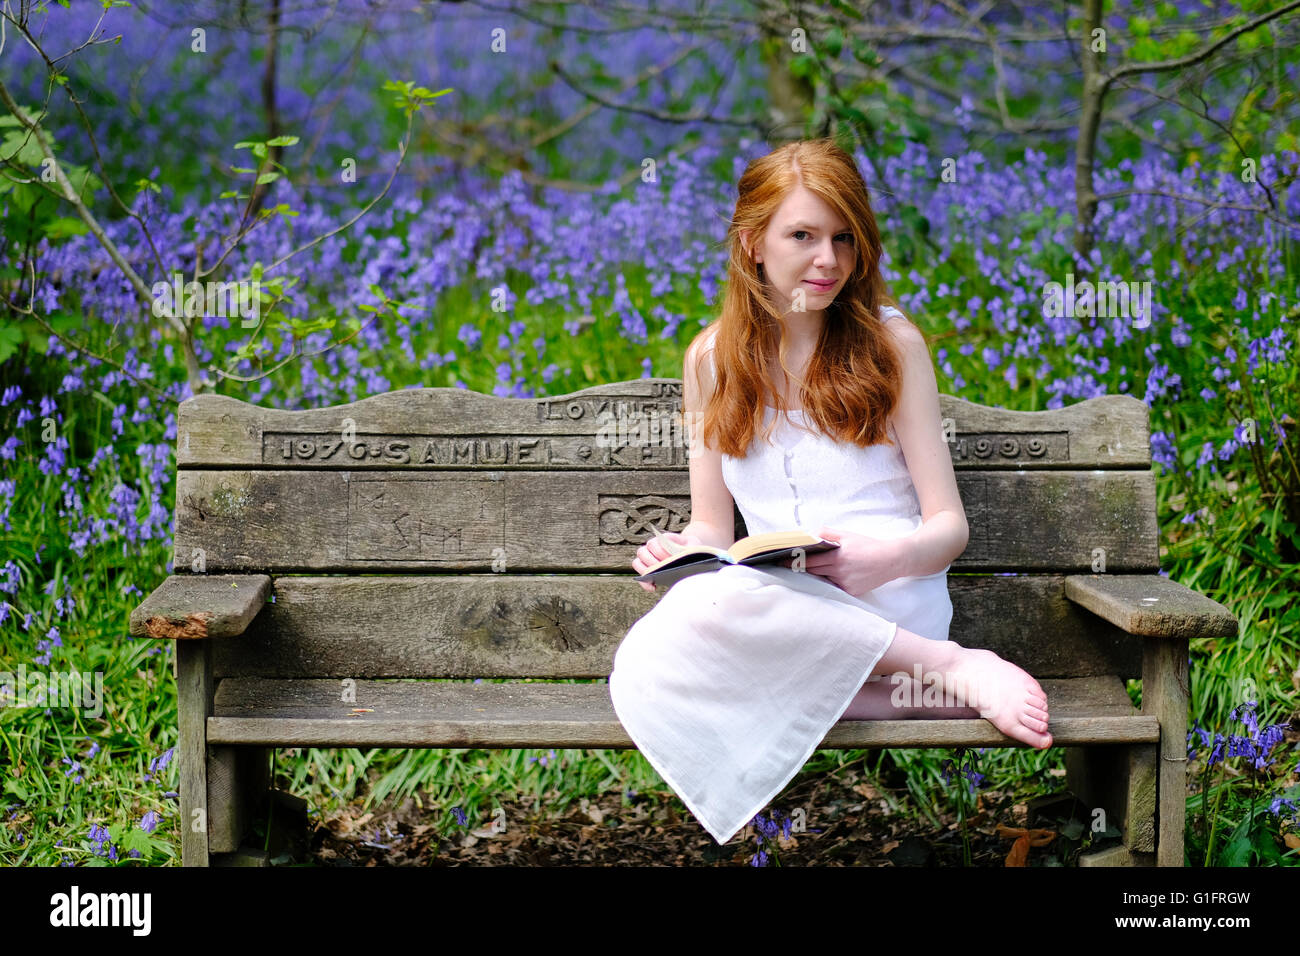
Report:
121,828,152,854
44,217,89,240
1221,817,1254,866
824,26,844,57
1,131,46,167
265,134,299,148
254,171,280,185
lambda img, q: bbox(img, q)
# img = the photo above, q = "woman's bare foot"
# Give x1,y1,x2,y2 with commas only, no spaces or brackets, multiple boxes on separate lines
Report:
946,643,1052,748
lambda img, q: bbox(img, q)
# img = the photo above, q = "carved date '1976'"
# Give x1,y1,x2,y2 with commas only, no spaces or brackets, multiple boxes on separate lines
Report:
280,438,411,463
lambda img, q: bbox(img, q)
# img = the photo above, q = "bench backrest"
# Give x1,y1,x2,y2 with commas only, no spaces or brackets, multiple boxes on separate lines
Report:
174,381,1156,681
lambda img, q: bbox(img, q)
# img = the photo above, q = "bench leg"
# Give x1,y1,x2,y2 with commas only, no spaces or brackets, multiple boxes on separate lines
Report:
176,640,214,867
1067,742,1157,866
1142,638,1190,867
210,789,310,866
207,746,271,854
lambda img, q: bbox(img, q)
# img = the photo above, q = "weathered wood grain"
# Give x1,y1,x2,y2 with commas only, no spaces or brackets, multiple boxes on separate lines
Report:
129,574,272,639
1064,574,1238,639
1078,845,1156,867
207,573,1144,681
1143,638,1190,867
177,640,214,867
207,746,269,854
207,675,1157,748
171,469,1159,573
176,384,1150,470
1065,742,1157,854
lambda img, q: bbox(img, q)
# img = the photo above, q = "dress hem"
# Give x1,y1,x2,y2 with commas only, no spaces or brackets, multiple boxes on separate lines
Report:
612,617,900,846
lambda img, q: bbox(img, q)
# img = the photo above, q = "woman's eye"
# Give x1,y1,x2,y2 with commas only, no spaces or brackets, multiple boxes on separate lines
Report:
793,231,853,243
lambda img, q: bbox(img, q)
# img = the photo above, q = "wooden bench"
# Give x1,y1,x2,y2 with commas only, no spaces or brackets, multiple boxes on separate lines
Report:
130,380,1238,866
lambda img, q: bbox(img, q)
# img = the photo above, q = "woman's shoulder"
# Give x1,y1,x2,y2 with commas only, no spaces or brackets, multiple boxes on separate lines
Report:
686,323,720,373
878,305,925,347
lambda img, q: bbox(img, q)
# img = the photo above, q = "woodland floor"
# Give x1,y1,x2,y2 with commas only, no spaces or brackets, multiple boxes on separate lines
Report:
276,764,1102,867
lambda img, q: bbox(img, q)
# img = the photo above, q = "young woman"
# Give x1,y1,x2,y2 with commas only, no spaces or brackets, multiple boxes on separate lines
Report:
607,138,1052,847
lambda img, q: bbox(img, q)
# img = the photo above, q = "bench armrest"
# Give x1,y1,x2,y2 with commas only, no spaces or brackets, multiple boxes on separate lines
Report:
129,574,273,639
1063,573,1237,639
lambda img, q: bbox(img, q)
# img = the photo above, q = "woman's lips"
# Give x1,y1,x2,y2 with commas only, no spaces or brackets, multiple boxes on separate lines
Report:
804,279,835,289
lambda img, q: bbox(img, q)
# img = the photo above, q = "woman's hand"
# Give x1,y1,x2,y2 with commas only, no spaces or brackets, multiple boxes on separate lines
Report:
777,525,905,598
632,531,705,593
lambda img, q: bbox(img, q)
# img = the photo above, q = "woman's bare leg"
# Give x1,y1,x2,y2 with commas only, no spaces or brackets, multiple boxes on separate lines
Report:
841,675,981,721
845,625,1052,749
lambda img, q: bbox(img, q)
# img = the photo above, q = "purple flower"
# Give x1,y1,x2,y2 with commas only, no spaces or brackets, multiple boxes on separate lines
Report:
148,747,175,773
140,810,160,833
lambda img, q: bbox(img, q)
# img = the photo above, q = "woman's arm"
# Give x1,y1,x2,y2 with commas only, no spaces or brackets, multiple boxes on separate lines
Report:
881,317,970,577
681,330,736,551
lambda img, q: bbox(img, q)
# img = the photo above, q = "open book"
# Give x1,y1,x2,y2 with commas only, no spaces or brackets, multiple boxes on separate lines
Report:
634,530,840,588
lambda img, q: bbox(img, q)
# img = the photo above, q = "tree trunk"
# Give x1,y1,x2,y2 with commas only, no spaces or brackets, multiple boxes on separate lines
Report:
1073,0,1104,278
248,0,282,218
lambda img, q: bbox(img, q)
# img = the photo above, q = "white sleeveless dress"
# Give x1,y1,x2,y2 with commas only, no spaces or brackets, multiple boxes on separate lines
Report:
607,306,954,845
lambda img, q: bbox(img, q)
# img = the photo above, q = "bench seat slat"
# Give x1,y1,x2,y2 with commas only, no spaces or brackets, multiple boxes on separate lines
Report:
207,676,1157,748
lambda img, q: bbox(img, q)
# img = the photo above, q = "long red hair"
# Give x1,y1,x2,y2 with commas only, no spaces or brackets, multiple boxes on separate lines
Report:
689,137,908,458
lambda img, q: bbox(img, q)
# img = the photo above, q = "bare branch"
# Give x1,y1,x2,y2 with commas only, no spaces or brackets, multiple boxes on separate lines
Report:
7,258,168,398
1092,186,1299,231
0,80,175,333
1,8,169,277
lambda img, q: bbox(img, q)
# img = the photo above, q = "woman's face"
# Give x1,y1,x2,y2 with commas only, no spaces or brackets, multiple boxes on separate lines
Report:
742,184,855,318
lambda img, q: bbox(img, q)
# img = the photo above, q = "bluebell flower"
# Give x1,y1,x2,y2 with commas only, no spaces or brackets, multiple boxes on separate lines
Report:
148,747,175,773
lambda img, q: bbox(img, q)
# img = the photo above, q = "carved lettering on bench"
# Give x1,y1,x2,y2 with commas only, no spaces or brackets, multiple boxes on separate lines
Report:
597,494,691,545
950,431,1067,464
535,395,682,422
346,476,504,560
261,431,684,467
